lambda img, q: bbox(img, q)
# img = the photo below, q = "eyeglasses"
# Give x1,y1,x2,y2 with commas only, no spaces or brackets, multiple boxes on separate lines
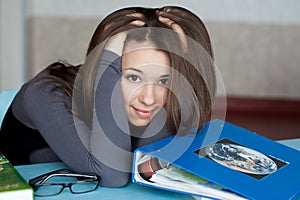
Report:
29,169,101,197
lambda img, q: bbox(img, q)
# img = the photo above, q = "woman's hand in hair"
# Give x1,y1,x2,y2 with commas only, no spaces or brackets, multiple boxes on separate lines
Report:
104,17,145,56
127,13,146,27
158,16,188,52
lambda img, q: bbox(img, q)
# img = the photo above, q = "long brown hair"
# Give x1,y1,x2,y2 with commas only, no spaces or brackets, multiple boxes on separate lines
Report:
40,6,216,134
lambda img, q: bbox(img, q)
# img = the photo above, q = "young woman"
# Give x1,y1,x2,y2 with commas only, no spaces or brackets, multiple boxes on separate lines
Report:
0,6,216,187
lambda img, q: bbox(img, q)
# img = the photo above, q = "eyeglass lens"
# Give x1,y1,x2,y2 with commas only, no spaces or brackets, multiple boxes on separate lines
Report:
34,176,99,196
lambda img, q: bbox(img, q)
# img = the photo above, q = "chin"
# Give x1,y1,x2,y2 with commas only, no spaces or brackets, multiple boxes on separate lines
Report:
130,119,150,127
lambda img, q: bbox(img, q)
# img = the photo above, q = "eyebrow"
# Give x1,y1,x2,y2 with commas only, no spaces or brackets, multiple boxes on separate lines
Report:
123,67,143,74
160,74,170,78
124,67,170,78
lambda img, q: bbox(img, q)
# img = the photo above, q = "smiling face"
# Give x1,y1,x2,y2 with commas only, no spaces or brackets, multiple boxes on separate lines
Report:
121,48,171,127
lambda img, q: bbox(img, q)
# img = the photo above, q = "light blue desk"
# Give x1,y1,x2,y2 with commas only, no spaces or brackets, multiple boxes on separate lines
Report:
16,162,193,200
0,90,18,124
15,140,299,200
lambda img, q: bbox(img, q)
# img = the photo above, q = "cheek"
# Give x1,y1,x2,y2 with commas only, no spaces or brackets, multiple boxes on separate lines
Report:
120,82,129,104
120,80,138,104
156,87,169,105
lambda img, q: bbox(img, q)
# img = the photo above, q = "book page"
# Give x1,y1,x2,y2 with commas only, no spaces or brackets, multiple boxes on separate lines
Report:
135,153,247,200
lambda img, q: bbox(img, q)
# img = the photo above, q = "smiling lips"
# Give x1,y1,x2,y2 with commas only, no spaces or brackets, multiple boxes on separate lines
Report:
133,107,155,118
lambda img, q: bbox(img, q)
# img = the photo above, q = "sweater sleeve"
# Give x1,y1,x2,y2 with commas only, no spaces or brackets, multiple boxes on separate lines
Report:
21,50,131,187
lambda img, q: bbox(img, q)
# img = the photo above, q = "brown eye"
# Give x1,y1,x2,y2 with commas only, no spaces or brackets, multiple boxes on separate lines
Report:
158,78,169,86
126,74,141,83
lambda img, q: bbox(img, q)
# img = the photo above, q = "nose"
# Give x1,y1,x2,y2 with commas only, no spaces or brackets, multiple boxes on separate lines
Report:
138,84,156,106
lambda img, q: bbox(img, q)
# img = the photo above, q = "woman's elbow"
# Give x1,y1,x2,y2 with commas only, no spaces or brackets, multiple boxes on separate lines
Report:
99,168,130,187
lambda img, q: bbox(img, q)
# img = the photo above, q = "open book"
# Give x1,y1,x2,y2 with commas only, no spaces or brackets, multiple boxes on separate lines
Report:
134,154,246,200
132,120,300,200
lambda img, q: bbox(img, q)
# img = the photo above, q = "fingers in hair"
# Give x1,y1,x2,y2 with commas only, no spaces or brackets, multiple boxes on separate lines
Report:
158,16,188,52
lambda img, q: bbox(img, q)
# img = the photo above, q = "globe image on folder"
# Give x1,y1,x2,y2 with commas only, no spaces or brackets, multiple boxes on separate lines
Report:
205,143,278,175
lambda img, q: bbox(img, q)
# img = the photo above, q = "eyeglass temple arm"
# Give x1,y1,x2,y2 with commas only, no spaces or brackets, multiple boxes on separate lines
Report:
29,169,100,185
29,168,74,185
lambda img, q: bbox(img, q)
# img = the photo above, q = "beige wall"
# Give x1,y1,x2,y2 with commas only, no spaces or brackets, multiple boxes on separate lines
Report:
1,0,300,99
0,0,25,91
26,17,98,78
208,22,300,98
26,17,300,98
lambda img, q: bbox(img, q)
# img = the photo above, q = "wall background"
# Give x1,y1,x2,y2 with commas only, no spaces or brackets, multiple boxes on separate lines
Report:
1,0,300,98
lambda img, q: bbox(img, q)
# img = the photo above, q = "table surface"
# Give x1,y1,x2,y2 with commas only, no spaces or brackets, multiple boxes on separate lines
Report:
15,139,300,200
16,162,193,200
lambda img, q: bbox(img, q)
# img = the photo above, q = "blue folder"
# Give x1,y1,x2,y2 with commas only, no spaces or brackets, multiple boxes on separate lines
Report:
132,119,300,200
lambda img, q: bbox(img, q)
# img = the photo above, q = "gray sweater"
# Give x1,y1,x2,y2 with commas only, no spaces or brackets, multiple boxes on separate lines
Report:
8,50,172,187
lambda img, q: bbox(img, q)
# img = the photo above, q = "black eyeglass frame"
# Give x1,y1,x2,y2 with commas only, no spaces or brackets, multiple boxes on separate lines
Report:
29,168,101,197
